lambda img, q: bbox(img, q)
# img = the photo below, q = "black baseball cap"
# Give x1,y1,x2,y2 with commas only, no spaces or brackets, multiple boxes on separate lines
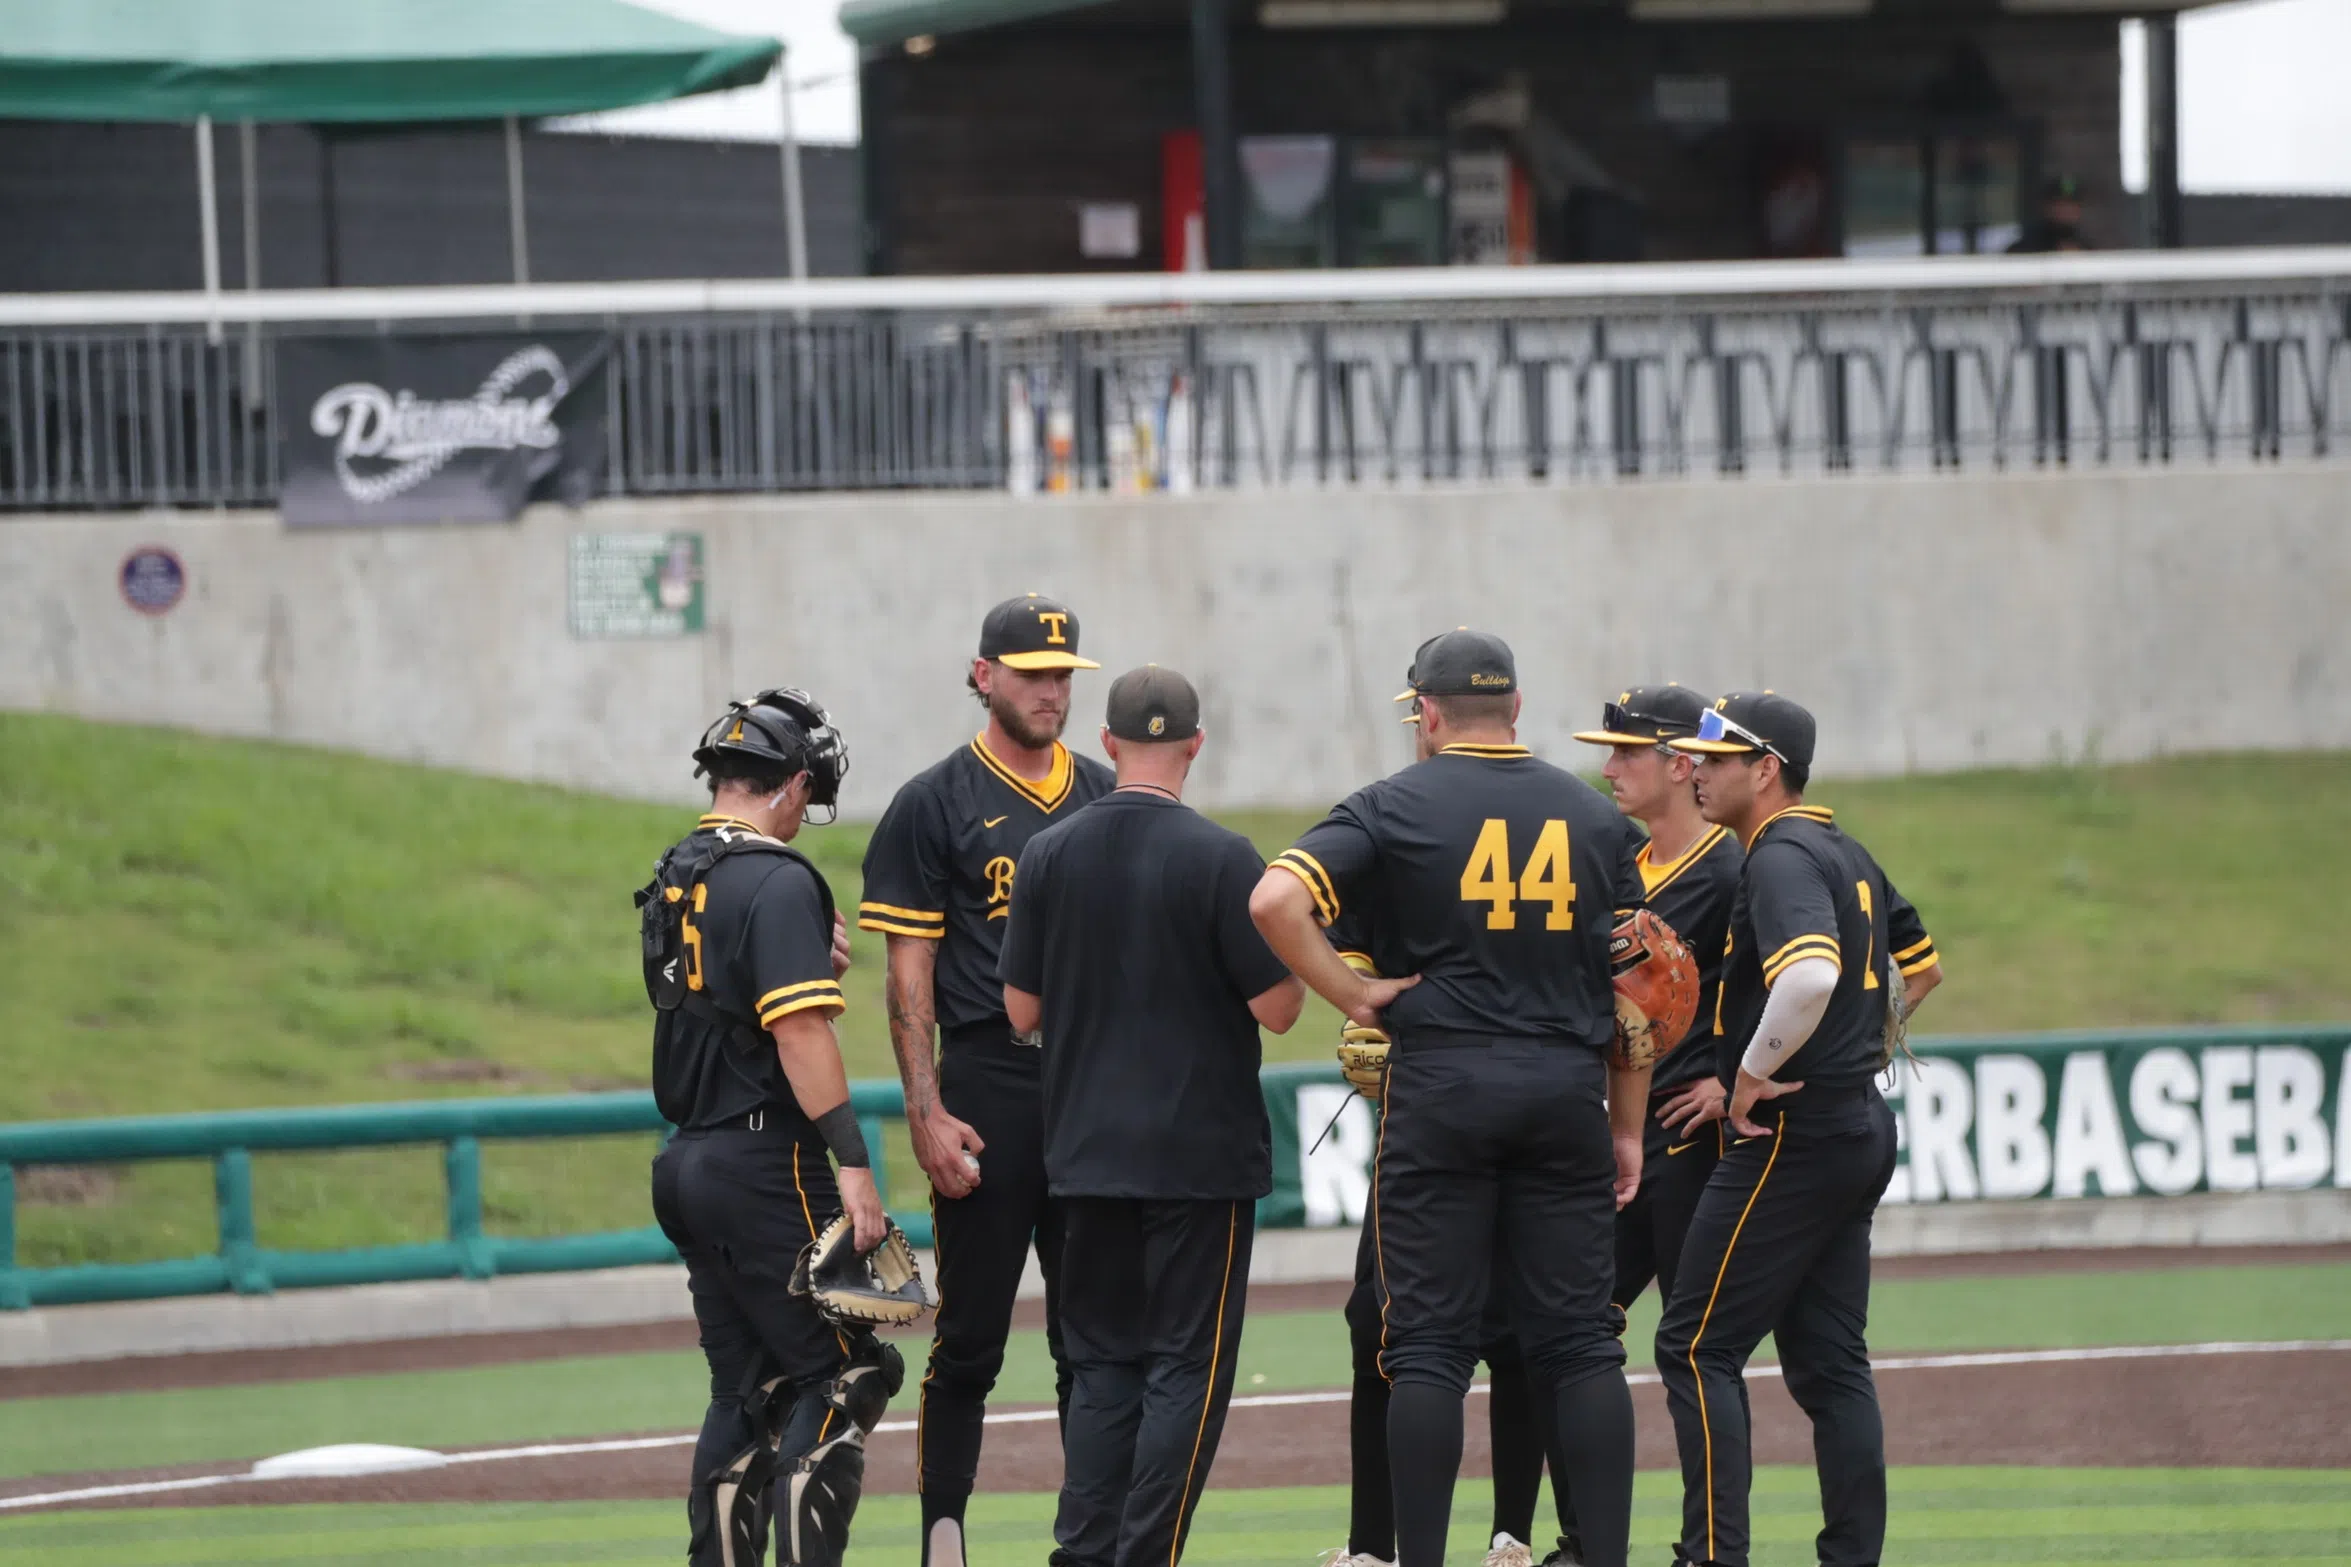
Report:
1669,690,1817,771
1105,665,1200,742
1574,684,1707,748
977,593,1100,672
1393,628,1517,709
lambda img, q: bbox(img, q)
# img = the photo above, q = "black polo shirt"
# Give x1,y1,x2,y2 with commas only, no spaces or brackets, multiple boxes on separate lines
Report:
651,815,845,1132
1274,744,1646,1049
997,791,1293,1201
858,736,1115,1044
1712,806,1936,1092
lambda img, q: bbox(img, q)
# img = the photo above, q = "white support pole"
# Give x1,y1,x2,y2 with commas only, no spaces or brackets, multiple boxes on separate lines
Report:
777,52,809,283
195,115,222,343
504,115,531,285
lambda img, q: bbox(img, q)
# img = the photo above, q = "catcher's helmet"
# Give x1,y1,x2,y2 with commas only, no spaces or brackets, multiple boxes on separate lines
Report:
692,687,850,824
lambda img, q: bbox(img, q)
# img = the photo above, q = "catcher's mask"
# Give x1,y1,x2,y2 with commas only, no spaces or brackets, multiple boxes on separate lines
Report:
694,688,850,825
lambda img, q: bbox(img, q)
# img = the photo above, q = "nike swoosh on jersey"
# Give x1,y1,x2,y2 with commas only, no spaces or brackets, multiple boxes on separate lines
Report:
1667,1140,1697,1156
983,815,1008,828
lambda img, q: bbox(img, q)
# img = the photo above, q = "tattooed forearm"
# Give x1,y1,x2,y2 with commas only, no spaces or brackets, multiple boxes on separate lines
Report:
883,935,942,1118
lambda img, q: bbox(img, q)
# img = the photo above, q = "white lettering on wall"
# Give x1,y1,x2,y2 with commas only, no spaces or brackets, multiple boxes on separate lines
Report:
2254,1045,2331,1189
1975,1054,2053,1199
2052,1051,2137,1198
1297,1085,1375,1226
2201,1045,2260,1192
2129,1047,2203,1196
1906,1057,1977,1202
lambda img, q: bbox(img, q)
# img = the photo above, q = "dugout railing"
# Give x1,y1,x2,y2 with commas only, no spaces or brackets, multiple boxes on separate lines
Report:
5,249,2351,509
3,1028,2345,1313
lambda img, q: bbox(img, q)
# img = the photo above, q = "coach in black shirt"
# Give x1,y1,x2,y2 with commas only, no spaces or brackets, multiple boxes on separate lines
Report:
1000,665,1305,1567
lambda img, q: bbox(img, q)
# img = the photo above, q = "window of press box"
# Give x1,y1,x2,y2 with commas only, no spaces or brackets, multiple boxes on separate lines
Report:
1239,135,1448,268
1841,126,2030,259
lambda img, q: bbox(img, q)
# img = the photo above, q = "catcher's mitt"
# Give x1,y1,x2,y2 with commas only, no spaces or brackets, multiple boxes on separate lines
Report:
791,1215,934,1329
1336,949,1391,1100
1608,909,1699,1070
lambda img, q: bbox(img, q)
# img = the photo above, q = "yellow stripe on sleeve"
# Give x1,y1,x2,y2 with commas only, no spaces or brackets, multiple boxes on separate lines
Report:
1898,947,1941,977
1893,935,1936,962
858,901,946,924
1269,852,1338,925
759,983,845,1024
1759,933,1840,978
858,915,946,938
1762,939,1843,984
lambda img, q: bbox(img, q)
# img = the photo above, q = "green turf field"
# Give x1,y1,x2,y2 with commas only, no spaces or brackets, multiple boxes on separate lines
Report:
5,1261,2345,1481
5,1469,2348,1566
7,713,2351,1264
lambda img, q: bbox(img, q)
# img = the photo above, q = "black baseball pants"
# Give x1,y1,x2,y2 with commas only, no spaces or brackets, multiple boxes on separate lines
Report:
1552,1109,1722,1560
1654,1087,1898,1567
652,1124,851,1567
1054,1197,1253,1567
919,1041,1069,1555
1344,1226,1555,1559
1373,1036,1633,1567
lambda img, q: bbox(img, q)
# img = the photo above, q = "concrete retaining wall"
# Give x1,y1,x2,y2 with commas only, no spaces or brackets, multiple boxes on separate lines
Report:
6,465,2348,813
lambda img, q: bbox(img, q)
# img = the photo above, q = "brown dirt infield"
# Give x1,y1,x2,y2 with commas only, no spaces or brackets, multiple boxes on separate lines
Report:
7,1342,2346,1512
3,1246,2345,1514
6,1243,2343,1402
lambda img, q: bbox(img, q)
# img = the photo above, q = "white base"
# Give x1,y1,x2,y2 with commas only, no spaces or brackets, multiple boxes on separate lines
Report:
250,1444,449,1479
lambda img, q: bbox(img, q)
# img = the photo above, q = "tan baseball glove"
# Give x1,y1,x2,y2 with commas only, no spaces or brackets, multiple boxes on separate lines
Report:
791,1215,934,1328
1336,949,1391,1100
1609,909,1699,1071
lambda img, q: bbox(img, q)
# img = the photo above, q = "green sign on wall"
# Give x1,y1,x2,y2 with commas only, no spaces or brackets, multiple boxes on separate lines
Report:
568,531,705,638
1259,1026,2351,1229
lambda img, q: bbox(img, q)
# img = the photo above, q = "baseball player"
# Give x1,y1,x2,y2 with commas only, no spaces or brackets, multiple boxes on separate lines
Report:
640,688,906,1567
1249,629,1652,1567
859,594,1114,1567
999,665,1305,1567
1656,692,1943,1567
1327,923,1563,1566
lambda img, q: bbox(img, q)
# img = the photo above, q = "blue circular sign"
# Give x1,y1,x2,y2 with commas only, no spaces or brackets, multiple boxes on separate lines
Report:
119,546,186,615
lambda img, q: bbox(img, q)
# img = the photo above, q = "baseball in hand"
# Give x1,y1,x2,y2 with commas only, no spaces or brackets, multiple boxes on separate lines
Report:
962,1153,982,1180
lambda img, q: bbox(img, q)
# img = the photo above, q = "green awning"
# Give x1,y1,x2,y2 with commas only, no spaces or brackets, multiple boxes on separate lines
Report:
838,0,1109,49
0,0,782,123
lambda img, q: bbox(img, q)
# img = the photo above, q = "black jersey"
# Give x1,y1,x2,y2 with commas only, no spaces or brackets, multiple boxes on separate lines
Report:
650,815,846,1131
1712,806,1936,1092
998,793,1293,1201
857,735,1115,1041
1638,824,1744,1096
1276,743,1646,1048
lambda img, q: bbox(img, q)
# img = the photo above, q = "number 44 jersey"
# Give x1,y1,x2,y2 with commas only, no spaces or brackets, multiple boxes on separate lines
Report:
1271,743,1647,1050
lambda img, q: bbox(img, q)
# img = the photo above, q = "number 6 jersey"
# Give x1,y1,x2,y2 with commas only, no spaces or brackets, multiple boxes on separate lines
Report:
1272,742,1647,1049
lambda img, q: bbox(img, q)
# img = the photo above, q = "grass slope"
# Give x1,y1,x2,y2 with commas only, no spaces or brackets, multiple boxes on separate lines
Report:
6,1261,2345,1480
6,714,2351,1262
6,1470,2349,1566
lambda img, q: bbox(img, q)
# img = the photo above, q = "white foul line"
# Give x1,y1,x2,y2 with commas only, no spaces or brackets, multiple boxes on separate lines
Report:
3,1337,2344,1515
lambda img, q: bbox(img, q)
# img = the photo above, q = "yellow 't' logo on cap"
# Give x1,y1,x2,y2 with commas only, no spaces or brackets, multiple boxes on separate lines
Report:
1039,611,1070,645
727,720,745,742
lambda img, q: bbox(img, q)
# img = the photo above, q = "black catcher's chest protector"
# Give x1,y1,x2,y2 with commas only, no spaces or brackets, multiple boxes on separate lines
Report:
637,829,833,1023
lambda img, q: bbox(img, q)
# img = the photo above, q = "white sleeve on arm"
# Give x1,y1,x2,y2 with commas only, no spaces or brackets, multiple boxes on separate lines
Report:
1739,956,1839,1079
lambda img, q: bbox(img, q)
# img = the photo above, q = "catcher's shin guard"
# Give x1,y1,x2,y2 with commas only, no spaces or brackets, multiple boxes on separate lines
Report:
775,1333,906,1567
697,1367,797,1567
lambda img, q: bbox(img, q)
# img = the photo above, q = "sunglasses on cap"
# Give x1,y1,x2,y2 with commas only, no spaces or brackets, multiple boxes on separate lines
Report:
1603,699,1687,744
1694,706,1788,762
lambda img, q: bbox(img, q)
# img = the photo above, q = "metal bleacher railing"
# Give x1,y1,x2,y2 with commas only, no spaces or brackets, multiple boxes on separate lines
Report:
5,248,2351,509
